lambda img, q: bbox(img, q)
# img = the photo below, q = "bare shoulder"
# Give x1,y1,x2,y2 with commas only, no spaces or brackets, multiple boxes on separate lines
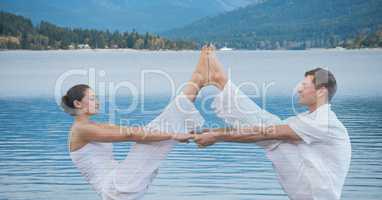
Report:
72,121,99,134
70,121,99,142
69,122,92,152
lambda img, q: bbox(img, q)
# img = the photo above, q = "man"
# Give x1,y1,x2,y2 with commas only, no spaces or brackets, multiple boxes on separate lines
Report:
194,46,352,200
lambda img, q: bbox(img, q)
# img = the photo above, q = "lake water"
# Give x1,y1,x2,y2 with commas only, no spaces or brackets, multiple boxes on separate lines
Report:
0,49,381,200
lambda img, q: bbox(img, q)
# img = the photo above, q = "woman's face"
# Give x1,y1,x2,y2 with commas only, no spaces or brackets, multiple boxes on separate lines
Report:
75,89,99,115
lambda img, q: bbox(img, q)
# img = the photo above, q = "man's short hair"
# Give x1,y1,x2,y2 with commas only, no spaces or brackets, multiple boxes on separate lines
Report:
305,67,337,101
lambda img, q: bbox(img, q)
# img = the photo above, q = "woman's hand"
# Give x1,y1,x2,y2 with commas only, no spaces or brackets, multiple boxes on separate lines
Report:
194,132,220,147
172,133,194,143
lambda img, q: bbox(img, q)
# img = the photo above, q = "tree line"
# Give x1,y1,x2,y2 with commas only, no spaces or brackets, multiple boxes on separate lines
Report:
0,11,197,50
165,0,382,50
201,30,382,50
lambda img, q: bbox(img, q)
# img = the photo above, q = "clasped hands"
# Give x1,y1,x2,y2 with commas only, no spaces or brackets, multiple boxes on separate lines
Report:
170,129,221,147
171,126,278,148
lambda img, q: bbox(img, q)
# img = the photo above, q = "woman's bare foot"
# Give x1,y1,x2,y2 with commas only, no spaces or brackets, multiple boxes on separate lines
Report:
206,45,228,90
182,45,210,102
182,44,228,102
191,45,211,87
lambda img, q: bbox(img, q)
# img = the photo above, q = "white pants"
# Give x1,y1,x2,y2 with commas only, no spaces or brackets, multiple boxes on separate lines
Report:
211,80,282,150
101,93,205,200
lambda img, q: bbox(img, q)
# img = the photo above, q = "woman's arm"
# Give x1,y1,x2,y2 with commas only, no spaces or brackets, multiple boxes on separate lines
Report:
74,123,192,143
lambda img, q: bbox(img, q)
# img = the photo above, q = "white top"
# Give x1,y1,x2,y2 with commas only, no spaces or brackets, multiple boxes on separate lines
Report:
267,104,352,200
69,142,119,195
68,93,206,199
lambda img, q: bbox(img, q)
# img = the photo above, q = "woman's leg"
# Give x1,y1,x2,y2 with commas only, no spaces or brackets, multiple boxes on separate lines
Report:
206,46,283,150
101,47,211,200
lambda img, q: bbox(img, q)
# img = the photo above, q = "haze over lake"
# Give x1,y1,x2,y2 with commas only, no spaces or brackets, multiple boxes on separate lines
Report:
0,49,381,98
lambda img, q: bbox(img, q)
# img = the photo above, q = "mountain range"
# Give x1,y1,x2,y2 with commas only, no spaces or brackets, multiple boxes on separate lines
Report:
0,0,262,33
163,0,382,49
1,0,381,49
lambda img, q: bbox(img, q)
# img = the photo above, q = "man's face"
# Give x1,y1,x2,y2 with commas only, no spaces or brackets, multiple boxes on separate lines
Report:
297,75,318,106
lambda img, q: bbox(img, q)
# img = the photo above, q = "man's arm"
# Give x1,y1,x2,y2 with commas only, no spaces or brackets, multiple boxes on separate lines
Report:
194,125,301,147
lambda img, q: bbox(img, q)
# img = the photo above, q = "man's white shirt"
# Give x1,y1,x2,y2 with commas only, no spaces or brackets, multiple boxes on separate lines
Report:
212,80,352,200
267,104,352,200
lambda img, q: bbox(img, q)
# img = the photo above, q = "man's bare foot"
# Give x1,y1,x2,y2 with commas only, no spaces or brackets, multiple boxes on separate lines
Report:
206,45,228,90
191,45,211,87
183,44,228,102
182,45,210,102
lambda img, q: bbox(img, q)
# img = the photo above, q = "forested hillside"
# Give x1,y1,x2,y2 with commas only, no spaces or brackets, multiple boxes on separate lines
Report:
164,0,382,49
0,11,196,50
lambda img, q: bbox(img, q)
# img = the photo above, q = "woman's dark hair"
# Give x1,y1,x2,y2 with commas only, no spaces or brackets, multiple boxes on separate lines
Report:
61,84,90,116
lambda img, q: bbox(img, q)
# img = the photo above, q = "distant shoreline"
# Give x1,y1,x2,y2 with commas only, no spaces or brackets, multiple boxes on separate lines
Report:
1,47,381,53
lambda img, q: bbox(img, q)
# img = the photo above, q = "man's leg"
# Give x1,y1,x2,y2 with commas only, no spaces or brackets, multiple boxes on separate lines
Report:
206,46,282,150
101,46,210,200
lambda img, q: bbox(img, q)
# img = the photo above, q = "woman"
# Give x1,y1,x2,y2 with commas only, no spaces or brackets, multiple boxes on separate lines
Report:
61,46,214,200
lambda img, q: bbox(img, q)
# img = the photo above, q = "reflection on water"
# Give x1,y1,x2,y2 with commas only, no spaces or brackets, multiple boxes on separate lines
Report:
0,96,381,200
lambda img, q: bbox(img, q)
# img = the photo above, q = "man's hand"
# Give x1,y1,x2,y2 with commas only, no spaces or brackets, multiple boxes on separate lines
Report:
194,132,220,147
172,133,194,143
